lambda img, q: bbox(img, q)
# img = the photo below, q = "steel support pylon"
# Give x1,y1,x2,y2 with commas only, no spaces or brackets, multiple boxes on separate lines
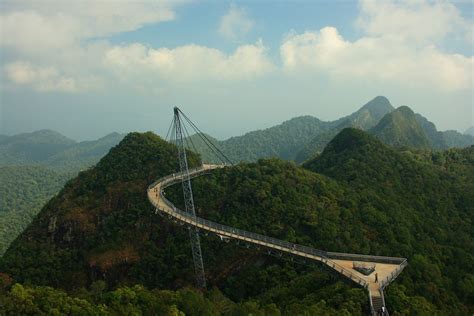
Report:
173,107,206,288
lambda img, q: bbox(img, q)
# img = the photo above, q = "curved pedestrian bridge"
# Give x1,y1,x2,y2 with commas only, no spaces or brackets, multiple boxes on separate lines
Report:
148,164,407,315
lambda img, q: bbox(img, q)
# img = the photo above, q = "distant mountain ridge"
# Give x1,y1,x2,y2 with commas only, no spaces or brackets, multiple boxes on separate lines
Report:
191,96,397,163
0,130,76,166
295,96,395,162
332,96,395,130
465,126,474,137
3,97,471,166
188,96,472,164
0,130,125,255
0,130,125,171
0,165,71,255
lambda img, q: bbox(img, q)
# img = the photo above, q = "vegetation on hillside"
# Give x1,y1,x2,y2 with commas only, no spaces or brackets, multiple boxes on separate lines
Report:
0,283,287,316
0,166,71,255
0,131,124,254
189,116,333,163
295,96,395,162
369,106,431,149
1,130,472,314
0,130,75,166
0,130,124,171
304,128,473,313
2,97,471,259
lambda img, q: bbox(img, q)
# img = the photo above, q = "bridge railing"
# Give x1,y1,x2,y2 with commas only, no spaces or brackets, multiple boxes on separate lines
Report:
379,259,408,289
149,170,369,288
326,252,406,265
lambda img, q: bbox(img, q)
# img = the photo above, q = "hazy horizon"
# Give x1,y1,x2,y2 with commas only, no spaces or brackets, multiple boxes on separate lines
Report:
1,1,473,141
1,94,473,142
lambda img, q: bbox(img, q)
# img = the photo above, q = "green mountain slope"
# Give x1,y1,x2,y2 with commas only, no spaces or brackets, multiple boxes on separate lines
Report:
295,96,394,162
0,130,124,171
172,116,332,163
369,106,431,149
332,96,395,130
184,133,221,163
0,133,369,313
303,128,473,313
44,132,125,171
441,130,474,148
0,131,125,256
1,131,472,314
0,130,75,166
0,166,71,255
219,116,332,162
415,114,474,149
184,96,469,164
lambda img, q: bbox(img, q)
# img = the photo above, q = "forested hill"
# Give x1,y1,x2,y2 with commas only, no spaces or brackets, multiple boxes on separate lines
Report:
0,130,75,166
193,96,396,163
296,102,474,163
1,131,472,314
303,128,474,313
369,106,431,149
0,166,72,255
295,96,394,162
218,115,331,162
0,130,124,171
0,131,125,255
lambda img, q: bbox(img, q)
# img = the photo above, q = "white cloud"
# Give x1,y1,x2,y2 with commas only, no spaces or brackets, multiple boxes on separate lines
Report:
0,0,184,92
5,61,82,92
104,40,273,82
0,1,178,58
357,0,470,45
1,0,472,95
219,4,254,41
1,1,272,92
281,1,473,91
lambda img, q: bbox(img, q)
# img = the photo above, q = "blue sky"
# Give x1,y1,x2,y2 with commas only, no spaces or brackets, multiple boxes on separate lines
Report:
1,0,473,140
108,2,360,53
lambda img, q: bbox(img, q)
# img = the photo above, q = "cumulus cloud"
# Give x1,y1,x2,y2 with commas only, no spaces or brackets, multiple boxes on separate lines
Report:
1,0,472,94
357,0,470,45
0,0,183,92
1,0,273,92
5,62,79,92
281,1,473,91
219,4,254,41
0,1,177,55
104,40,273,82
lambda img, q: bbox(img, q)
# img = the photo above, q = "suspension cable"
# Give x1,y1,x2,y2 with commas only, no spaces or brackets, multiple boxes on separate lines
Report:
165,115,175,142
177,109,234,165
182,120,201,159
174,109,227,164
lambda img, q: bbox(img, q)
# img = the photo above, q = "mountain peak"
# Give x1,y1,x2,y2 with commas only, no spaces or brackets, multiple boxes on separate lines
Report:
358,96,394,118
16,129,76,145
320,127,376,154
369,106,431,149
335,96,395,131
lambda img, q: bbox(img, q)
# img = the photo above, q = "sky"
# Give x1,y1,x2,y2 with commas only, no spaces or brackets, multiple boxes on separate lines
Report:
0,0,473,141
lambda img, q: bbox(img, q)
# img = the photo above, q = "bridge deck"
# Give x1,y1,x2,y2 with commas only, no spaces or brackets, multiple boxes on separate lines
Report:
147,164,407,312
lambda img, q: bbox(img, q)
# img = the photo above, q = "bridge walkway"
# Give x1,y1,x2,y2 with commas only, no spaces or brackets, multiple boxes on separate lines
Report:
147,164,407,315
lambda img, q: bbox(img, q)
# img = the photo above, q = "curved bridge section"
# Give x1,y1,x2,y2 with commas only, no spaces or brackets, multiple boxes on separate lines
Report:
148,164,407,315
